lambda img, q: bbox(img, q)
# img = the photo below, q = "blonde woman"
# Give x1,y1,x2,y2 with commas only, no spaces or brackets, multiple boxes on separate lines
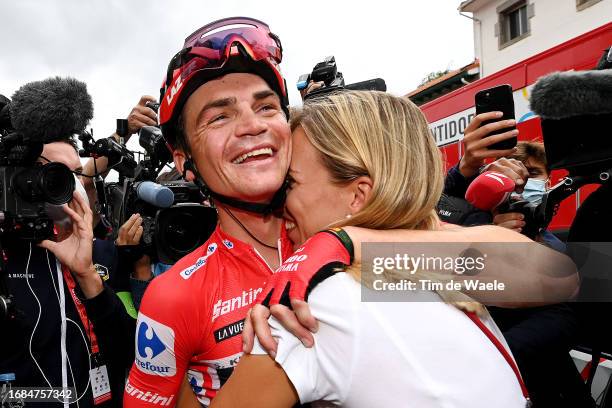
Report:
206,91,533,407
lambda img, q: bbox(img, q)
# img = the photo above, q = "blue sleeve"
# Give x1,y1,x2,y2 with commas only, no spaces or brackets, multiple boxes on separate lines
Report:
130,276,152,311
444,163,477,199
539,230,567,253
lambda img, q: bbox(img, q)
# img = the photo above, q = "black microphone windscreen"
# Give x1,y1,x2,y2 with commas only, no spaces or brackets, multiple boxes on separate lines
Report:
10,76,93,143
530,70,612,120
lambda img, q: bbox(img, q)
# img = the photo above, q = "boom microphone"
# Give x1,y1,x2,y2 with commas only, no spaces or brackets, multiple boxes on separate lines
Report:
136,181,175,208
530,69,612,172
9,76,93,142
465,171,516,211
530,70,612,120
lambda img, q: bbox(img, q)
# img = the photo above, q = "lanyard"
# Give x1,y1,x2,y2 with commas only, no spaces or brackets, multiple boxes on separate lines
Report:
464,311,530,403
61,265,100,355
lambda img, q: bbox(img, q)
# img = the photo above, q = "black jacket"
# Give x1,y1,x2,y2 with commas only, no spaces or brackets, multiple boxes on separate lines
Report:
0,239,135,407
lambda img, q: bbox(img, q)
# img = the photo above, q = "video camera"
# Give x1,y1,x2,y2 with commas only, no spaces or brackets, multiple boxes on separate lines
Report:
107,178,216,264
0,77,93,323
0,78,91,242
297,56,387,100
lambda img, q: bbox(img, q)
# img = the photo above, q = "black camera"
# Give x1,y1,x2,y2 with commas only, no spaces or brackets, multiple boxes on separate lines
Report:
79,122,137,179
107,178,216,264
309,56,345,88
0,94,76,242
138,125,173,178
298,56,387,100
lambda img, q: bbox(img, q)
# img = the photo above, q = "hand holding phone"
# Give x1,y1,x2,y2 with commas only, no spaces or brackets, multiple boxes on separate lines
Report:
459,111,519,178
475,84,518,150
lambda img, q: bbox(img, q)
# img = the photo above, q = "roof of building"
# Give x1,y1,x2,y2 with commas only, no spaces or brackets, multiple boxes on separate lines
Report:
458,0,489,12
405,59,480,105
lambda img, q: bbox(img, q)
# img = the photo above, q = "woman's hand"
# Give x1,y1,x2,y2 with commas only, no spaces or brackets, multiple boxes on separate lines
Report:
245,231,351,356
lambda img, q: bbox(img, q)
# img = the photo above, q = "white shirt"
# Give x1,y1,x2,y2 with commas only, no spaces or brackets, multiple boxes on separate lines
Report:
252,273,527,407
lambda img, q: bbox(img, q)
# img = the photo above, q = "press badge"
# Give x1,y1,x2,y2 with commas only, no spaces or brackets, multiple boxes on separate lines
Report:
89,364,112,405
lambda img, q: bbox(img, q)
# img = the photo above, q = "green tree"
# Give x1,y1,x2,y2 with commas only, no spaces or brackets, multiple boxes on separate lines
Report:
419,69,451,87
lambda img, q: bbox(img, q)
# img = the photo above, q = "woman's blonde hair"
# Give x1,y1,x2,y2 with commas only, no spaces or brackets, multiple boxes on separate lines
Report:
291,91,482,313
291,90,444,232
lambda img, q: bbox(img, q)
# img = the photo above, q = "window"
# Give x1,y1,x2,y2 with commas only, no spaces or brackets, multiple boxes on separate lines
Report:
498,0,530,48
504,3,528,41
576,0,602,11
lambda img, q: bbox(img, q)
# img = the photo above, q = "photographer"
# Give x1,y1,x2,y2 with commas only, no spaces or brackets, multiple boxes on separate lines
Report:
0,139,134,407
439,112,527,226
114,168,182,311
0,78,136,407
82,95,158,230
491,141,565,252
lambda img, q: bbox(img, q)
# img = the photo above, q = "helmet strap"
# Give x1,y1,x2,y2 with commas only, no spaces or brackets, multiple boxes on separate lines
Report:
182,157,287,216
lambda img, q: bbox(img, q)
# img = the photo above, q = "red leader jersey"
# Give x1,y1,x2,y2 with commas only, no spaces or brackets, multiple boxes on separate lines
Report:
124,225,293,407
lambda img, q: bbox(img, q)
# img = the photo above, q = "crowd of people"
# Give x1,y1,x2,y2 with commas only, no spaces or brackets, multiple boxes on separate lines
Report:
0,16,603,408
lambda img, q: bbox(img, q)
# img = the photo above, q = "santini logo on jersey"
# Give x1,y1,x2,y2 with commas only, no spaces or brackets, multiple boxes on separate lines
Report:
212,288,263,322
180,243,218,280
125,380,175,406
135,314,176,376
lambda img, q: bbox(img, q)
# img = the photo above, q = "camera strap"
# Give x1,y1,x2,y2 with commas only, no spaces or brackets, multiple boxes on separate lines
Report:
61,266,100,355
61,265,112,405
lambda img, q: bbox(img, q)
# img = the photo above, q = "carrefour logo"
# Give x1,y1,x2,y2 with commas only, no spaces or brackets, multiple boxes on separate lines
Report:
135,314,176,376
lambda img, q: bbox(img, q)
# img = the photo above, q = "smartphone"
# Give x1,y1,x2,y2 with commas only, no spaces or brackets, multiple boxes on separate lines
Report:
474,84,517,150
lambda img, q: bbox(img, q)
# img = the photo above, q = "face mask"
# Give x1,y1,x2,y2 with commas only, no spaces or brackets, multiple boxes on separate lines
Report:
45,174,90,228
521,178,547,204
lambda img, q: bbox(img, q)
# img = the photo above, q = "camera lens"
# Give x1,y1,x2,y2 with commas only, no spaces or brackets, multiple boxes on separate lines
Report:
13,162,75,205
165,211,200,254
155,205,217,264
39,162,75,205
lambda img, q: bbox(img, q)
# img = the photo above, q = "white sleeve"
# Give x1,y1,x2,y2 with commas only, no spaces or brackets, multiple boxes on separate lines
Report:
251,273,359,404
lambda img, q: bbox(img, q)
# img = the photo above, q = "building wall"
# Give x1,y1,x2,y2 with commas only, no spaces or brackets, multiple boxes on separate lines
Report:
470,0,612,76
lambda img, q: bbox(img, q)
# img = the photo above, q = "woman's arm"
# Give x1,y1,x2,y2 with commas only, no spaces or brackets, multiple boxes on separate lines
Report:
208,355,298,408
245,224,579,357
344,224,579,306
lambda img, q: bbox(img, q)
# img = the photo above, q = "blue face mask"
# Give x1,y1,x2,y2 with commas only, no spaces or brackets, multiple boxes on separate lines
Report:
522,178,547,204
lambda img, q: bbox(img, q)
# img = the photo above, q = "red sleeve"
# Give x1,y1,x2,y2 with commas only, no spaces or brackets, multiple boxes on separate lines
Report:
124,273,196,407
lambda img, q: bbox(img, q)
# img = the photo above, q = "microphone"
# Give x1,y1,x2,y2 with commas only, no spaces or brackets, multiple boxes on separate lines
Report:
530,69,612,173
9,76,93,143
136,181,174,208
465,171,516,211
530,70,612,120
